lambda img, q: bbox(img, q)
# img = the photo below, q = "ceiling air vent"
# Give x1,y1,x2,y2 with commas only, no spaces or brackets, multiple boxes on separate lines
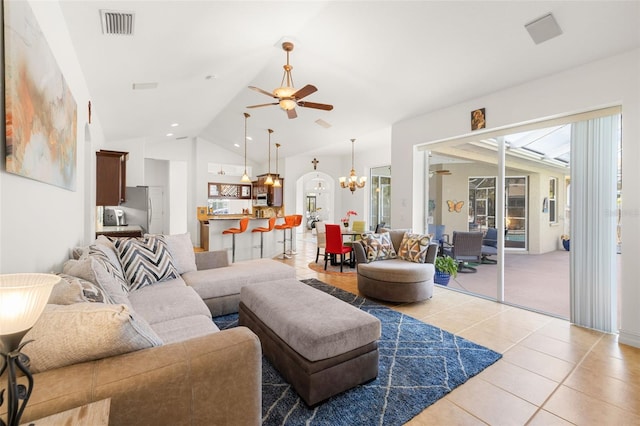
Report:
100,10,135,35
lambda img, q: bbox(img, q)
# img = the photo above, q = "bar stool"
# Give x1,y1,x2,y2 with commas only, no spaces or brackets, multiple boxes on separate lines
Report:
274,215,295,259
290,214,303,255
222,217,249,263
251,216,276,258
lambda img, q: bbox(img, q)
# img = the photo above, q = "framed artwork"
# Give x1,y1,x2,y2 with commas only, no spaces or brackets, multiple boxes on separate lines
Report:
4,1,78,190
471,108,486,131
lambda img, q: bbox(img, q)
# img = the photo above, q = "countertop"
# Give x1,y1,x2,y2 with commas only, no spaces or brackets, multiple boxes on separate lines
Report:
96,224,144,233
204,215,276,220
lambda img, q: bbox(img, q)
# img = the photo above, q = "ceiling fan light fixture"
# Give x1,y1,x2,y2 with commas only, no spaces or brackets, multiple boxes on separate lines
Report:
279,98,297,111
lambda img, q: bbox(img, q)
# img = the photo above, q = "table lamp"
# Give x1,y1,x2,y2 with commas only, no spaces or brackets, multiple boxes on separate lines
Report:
0,273,59,426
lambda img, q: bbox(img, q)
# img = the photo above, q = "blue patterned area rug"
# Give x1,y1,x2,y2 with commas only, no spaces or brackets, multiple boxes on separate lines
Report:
214,278,501,426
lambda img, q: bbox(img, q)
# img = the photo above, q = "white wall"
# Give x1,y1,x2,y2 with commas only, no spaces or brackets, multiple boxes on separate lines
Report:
0,1,105,273
392,49,640,347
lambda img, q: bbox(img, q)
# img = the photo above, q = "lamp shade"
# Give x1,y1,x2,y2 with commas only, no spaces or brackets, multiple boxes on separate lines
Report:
0,273,59,336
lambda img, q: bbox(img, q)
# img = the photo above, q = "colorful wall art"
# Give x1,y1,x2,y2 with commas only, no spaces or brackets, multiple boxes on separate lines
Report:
4,1,78,190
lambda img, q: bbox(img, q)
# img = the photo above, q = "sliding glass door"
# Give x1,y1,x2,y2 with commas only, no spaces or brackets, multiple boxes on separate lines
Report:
424,110,621,324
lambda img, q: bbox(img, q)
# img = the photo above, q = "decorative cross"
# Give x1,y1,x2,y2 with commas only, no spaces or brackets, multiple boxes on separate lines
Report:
311,157,319,170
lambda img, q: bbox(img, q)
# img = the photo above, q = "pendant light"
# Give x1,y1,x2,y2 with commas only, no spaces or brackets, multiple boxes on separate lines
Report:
264,129,274,185
240,112,251,183
273,143,282,187
339,138,366,193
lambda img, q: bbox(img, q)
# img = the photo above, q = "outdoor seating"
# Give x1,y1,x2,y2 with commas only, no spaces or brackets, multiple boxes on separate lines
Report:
443,231,484,273
481,227,498,264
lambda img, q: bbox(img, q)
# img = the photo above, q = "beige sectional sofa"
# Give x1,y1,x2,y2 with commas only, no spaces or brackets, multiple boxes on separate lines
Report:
8,233,296,425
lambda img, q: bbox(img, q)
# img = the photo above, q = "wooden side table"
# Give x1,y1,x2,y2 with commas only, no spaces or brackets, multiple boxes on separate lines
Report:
23,398,110,426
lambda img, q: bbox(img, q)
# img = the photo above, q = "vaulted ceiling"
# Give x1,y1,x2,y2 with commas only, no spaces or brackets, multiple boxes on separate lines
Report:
59,1,640,162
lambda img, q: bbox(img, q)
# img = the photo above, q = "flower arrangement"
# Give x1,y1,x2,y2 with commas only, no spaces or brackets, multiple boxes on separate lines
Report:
341,210,358,225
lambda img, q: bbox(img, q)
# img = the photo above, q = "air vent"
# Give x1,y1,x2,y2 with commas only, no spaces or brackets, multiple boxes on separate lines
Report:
175,136,188,140
315,118,332,129
100,10,135,35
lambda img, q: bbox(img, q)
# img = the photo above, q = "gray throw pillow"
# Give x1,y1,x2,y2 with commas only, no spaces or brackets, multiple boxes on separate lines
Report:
50,273,113,304
21,303,163,373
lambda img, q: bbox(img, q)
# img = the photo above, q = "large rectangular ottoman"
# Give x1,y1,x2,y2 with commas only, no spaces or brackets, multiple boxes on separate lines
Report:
239,278,381,406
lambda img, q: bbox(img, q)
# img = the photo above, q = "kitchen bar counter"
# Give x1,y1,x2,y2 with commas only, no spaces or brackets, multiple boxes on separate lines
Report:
96,224,143,238
200,217,285,261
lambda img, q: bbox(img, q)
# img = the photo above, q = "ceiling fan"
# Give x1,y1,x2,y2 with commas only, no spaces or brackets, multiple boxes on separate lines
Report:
247,42,333,119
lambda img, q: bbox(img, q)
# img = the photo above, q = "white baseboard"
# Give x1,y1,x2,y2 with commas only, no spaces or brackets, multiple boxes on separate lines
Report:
618,329,640,349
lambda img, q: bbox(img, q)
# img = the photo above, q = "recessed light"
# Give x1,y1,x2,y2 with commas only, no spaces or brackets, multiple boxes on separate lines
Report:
166,133,173,137
234,143,240,148
246,136,253,141
171,123,179,127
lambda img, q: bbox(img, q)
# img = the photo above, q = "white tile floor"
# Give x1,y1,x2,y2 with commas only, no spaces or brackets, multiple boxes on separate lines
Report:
270,234,640,425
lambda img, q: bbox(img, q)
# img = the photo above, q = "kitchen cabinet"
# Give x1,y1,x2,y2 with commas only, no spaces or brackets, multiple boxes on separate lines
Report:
207,182,252,199
253,175,283,207
96,150,128,206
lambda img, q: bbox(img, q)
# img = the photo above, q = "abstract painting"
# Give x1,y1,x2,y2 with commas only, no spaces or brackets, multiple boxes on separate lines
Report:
4,1,77,190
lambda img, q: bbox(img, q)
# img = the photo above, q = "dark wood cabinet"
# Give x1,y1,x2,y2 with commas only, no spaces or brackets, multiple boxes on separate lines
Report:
96,150,128,206
253,175,283,207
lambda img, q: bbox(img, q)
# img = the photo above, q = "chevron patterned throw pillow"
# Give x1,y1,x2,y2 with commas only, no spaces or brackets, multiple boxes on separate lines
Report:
115,236,179,291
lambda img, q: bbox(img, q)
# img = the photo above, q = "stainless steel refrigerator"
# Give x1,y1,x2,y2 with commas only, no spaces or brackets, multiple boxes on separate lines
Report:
104,185,164,234
118,186,151,233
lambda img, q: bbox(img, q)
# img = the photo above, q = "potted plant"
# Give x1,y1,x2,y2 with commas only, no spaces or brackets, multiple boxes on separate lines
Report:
341,210,358,228
434,255,458,286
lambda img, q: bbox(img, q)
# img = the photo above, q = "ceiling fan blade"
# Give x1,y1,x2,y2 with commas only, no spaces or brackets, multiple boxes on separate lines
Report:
249,86,275,98
247,102,278,108
297,101,334,111
292,84,317,100
287,108,297,119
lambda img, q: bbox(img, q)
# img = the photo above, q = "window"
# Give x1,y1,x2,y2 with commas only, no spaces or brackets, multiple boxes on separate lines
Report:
549,177,557,224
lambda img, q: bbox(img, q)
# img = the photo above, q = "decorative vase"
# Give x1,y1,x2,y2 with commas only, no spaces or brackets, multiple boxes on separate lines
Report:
434,270,451,286
343,222,349,228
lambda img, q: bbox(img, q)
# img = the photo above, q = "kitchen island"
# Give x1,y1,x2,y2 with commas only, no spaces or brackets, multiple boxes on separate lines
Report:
96,224,144,238
199,215,286,262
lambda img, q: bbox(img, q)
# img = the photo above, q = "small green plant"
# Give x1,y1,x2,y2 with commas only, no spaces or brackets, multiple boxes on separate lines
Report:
435,256,458,278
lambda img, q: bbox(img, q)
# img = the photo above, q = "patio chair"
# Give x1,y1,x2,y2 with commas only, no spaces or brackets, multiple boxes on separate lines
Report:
481,227,498,264
443,231,484,273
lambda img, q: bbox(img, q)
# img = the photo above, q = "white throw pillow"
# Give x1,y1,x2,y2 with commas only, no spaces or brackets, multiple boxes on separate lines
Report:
21,303,163,373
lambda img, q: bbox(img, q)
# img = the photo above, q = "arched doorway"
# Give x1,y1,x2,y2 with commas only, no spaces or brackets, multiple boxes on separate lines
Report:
296,172,335,235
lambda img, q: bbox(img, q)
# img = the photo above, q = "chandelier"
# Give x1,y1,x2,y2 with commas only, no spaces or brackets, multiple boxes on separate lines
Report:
339,139,366,193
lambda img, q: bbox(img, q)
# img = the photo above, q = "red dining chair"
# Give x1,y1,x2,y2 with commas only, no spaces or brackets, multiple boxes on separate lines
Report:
222,217,249,263
324,224,353,273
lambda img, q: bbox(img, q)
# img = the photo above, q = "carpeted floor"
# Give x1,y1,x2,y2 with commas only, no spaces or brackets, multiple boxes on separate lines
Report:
214,278,501,426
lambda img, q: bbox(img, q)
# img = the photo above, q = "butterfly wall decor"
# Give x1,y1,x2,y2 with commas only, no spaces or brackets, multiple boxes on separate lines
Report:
447,200,464,213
